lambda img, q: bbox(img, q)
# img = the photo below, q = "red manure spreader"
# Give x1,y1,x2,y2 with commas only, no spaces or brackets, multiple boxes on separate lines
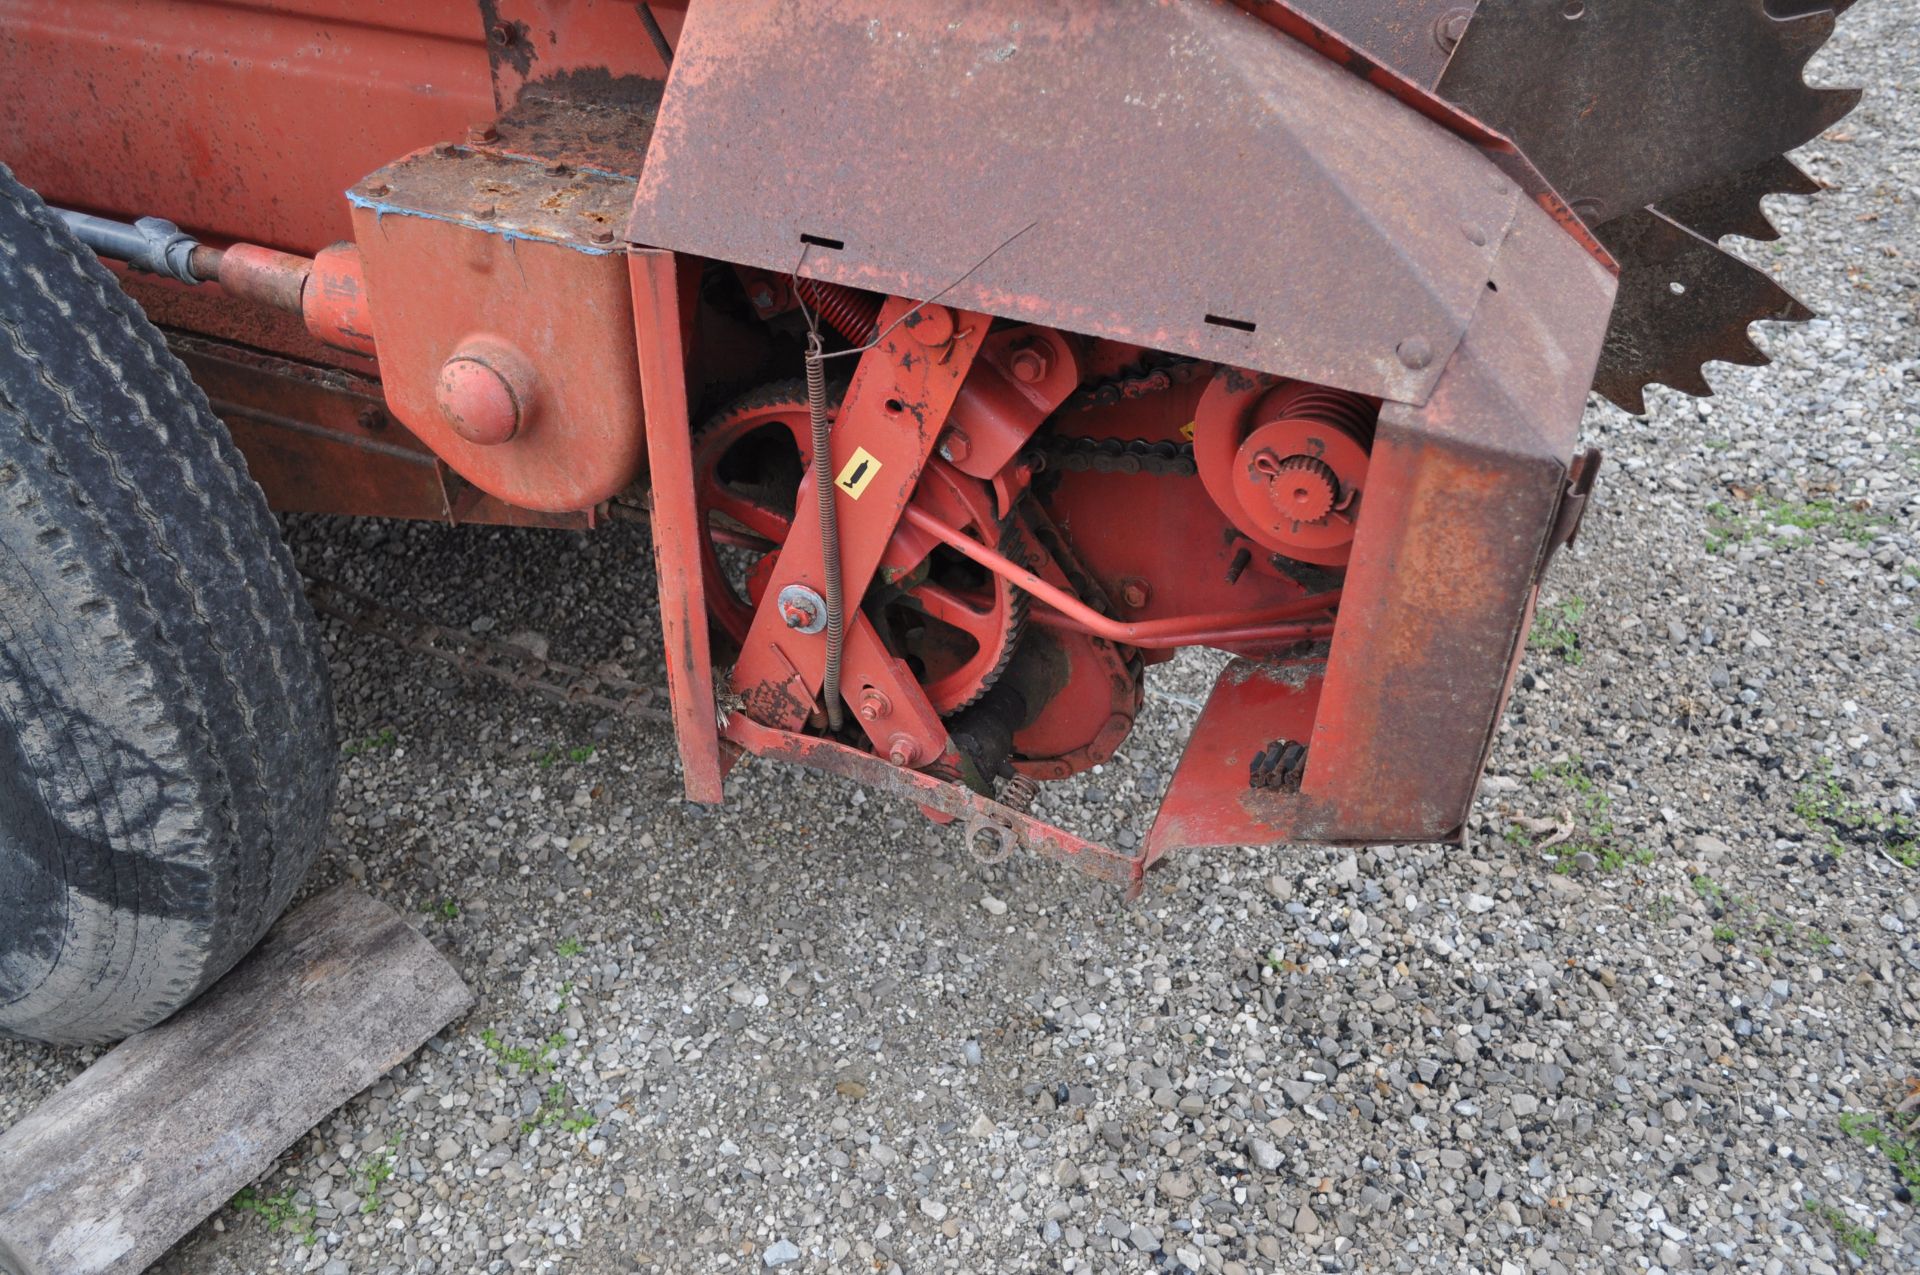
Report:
0,1,1862,1043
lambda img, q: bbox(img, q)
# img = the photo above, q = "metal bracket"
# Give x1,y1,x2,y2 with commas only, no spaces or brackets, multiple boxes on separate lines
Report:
1541,446,1603,574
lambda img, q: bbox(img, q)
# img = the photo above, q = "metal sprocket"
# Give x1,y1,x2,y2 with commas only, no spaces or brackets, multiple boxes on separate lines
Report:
691,379,1025,717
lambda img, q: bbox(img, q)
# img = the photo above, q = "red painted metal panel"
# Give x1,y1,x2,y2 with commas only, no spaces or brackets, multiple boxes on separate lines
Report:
0,0,492,252
349,145,646,512
629,248,727,804
1148,195,1616,856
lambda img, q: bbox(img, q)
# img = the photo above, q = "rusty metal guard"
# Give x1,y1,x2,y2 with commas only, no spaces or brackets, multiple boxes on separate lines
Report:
629,0,1522,405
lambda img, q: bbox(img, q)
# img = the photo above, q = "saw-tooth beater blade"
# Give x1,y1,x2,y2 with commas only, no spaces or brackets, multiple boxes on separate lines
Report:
1654,155,1824,246
1590,209,1817,415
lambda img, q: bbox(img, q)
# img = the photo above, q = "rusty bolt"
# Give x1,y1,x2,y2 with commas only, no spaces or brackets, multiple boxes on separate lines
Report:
886,735,917,768
469,122,499,144
488,21,513,46
775,585,827,634
433,142,459,159
1119,578,1151,609
937,430,972,464
472,202,497,220
591,228,616,245
1395,337,1433,371
857,689,892,723
363,181,390,199
1434,7,1473,52
1008,339,1052,385
356,406,388,432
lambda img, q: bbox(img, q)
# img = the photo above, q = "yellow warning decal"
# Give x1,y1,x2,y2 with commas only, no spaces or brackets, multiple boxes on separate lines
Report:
835,447,881,499
1179,420,1196,441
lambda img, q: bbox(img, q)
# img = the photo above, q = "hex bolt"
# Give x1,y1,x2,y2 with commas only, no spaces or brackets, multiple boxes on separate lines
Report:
1120,579,1151,609
469,123,499,144
782,600,815,629
886,735,917,768
938,430,972,464
1008,339,1052,384
1434,8,1474,52
363,182,390,199
591,229,615,245
857,689,892,723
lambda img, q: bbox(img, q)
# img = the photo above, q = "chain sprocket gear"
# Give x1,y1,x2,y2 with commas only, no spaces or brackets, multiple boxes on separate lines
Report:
691,379,1025,717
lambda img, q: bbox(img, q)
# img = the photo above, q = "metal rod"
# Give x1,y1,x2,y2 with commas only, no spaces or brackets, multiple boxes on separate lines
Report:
53,207,204,285
900,504,1340,649
805,335,846,731
1027,608,1336,651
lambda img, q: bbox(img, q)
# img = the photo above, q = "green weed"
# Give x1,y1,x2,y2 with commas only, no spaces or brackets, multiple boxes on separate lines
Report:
342,727,398,757
1705,494,1889,555
556,937,585,959
1529,597,1588,664
1517,759,1655,875
423,898,459,921
358,1136,401,1214
480,1027,567,1075
231,1185,319,1246
1839,1110,1920,1192
1793,759,1917,865
1802,1197,1876,1259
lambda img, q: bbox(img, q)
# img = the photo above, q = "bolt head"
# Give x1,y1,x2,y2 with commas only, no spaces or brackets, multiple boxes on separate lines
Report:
781,601,816,630
886,737,916,768
1009,341,1052,384
1120,580,1150,609
469,122,499,144
1435,8,1473,51
1395,337,1433,371
938,430,971,464
747,282,777,312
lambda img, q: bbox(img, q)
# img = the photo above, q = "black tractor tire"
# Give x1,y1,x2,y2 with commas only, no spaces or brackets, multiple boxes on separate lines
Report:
0,163,336,1046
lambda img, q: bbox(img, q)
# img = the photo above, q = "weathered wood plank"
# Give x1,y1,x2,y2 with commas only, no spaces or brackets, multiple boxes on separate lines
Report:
0,886,473,1275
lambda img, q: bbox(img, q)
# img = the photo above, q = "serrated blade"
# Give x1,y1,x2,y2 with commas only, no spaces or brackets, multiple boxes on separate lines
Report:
1437,0,1859,225
1654,155,1822,244
1591,208,1815,415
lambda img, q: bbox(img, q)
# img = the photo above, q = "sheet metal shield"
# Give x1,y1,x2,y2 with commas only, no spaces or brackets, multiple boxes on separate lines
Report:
628,0,1520,405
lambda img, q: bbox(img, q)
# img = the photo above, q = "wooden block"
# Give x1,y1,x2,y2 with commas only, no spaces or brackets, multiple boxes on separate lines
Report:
0,886,473,1275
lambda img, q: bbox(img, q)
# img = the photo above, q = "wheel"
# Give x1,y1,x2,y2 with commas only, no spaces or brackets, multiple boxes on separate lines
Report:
0,163,336,1046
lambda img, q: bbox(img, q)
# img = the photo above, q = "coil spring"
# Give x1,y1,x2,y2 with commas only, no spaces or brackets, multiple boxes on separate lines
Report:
999,773,1040,814
1264,381,1377,442
795,278,881,346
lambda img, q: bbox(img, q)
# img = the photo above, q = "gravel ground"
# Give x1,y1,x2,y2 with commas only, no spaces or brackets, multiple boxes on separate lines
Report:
6,10,1919,1275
